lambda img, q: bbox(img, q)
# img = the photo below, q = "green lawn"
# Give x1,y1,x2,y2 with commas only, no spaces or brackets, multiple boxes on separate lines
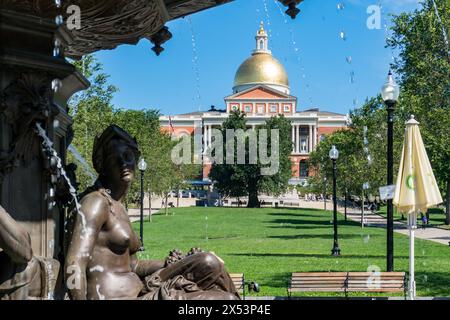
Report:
133,206,450,298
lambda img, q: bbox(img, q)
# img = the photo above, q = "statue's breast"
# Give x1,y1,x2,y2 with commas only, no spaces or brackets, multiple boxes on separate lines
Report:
100,206,139,255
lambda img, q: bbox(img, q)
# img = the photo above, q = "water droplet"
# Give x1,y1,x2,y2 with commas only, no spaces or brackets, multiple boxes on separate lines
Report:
367,155,373,165
53,47,61,57
51,79,62,93
55,0,62,8
55,15,64,26
350,71,355,83
346,56,352,64
363,234,370,243
53,119,60,129
339,31,346,41
337,3,345,10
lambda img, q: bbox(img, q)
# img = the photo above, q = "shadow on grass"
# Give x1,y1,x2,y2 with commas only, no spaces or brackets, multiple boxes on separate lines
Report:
256,272,292,290
268,212,333,218
266,233,376,240
266,218,362,229
230,252,409,259
415,271,450,297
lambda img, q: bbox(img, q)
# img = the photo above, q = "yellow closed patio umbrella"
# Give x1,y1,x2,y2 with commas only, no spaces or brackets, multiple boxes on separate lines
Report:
393,115,443,300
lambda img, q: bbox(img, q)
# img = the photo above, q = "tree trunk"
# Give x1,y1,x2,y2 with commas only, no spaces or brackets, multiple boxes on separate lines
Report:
446,180,450,225
344,190,347,222
148,190,152,222
165,193,168,216
247,183,260,208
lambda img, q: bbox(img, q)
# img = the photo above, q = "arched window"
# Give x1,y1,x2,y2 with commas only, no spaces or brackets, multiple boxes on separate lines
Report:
299,160,308,177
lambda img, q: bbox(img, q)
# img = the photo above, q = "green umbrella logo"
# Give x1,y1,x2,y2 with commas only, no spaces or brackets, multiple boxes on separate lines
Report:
406,174,415,190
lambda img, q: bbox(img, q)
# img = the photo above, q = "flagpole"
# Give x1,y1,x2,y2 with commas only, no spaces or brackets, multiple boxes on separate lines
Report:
408,212,417,300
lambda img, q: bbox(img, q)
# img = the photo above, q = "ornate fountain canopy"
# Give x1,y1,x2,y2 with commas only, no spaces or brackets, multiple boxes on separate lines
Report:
0,0,234,58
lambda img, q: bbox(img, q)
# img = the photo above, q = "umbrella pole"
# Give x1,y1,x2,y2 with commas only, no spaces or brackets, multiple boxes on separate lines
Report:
408,212,417,300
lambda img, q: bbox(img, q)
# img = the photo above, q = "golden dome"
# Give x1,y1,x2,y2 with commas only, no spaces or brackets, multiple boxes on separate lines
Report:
233,52,289,89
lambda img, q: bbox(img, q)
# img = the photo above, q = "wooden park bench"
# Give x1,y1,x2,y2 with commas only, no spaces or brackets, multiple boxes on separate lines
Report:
287,272,406,298
229,273,246,299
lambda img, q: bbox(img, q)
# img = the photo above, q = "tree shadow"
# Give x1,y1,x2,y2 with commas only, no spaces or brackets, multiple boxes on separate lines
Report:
266,233,375,240
414,271,450,297
268,212,330,218
230,252,409,259
266,217,363,228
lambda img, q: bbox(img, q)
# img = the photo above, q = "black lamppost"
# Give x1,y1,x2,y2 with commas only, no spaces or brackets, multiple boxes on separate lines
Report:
329,145,340,256
138,158,147,251
381,70,400,271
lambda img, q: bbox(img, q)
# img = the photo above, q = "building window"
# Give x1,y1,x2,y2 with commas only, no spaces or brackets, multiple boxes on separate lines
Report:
300,138,308,153
299,160,308,177
257,105,265,114
244,105,252,113
269,104,277,113
283,105,290,112
231,105,239,112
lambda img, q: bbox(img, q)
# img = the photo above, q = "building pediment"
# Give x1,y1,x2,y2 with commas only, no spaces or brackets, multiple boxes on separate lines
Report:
224,85,294,100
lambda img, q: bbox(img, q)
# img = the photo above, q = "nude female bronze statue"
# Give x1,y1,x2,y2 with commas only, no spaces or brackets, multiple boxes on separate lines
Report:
65,125,239,300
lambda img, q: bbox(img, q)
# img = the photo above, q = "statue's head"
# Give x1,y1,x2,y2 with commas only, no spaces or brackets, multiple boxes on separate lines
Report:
92,125,140,186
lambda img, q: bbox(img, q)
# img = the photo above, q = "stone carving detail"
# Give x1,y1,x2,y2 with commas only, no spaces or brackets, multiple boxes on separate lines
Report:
149,26,173,56
0,74,55,176
0,0,56,18
0,1,236,58
65,0,166,58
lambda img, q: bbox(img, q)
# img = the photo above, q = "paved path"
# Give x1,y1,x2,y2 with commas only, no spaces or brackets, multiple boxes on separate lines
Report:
128,208,160,223
340,205,450,246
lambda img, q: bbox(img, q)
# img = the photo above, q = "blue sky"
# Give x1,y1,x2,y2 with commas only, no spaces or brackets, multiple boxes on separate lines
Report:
95,0,422,116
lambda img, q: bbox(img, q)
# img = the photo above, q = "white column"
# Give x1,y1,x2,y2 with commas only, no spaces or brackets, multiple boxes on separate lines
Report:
203,124,207,153
295,125,300,154
313,125,317,150
291,125,295,153
208,125,212,147
309,125,313,153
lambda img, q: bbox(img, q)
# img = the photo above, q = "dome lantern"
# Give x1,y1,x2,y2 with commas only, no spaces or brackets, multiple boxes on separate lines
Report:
254,21,271,54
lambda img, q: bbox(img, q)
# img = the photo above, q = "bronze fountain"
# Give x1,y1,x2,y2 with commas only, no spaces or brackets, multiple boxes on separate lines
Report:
0,0,304,300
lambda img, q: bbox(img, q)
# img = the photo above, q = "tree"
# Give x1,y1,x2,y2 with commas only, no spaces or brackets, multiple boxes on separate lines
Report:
308,96,405,207
388,0,450,223
113,108,162,206
67,55,200,218
67,55,117,192
209,110,292,208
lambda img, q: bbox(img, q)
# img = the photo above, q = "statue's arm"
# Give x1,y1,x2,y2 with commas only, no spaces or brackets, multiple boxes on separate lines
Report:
65,194,107,300
130,255,165,278
0,205,33,263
